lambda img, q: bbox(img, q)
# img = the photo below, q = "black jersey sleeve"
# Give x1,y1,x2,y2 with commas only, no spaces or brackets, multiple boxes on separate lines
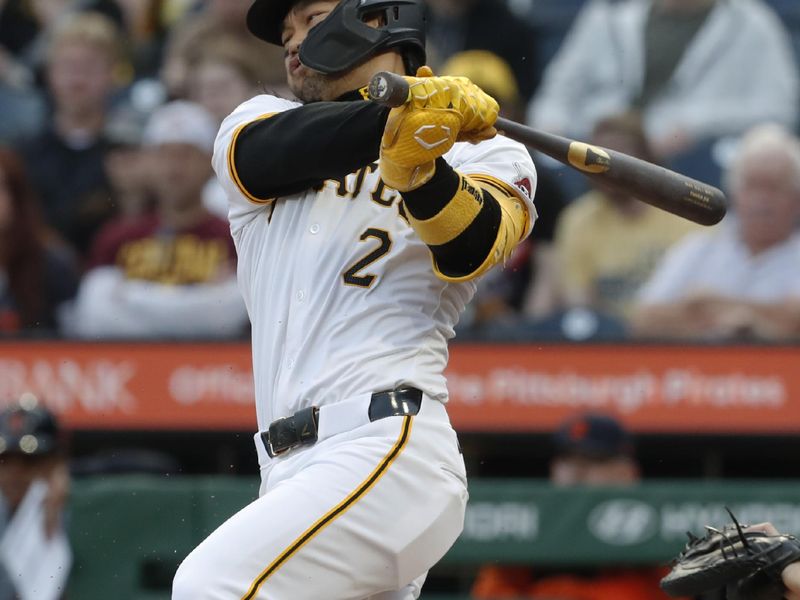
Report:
231,101,390,200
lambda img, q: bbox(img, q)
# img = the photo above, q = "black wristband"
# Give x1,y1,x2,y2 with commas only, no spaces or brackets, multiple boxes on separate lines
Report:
399,158,460,220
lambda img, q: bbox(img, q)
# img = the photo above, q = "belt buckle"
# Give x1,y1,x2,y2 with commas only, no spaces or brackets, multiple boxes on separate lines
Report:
263,407,319,458
266,438,286,458
265,415,292,458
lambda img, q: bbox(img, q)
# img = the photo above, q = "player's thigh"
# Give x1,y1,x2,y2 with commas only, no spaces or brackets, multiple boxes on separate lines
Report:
173,415,466,600
261,415,467,597
173,453,396,600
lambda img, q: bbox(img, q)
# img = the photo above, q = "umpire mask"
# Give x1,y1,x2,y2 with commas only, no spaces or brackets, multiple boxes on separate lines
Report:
247,0,427,75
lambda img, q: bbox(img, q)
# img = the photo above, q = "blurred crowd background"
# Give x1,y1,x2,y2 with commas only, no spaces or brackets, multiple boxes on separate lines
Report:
0,0,799,343
1,0,800,598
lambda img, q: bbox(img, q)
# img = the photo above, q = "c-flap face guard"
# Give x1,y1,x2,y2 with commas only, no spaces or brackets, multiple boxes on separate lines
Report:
299,0,425,75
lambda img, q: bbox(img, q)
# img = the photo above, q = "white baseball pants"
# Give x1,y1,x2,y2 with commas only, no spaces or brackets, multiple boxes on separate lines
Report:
172,397,468,599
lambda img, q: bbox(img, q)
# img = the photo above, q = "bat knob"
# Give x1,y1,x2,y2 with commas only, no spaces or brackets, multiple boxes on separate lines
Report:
368,74,390,101
367,71,410,108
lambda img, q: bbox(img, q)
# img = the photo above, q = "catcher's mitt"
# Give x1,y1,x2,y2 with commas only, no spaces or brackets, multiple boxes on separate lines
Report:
660,511,800,599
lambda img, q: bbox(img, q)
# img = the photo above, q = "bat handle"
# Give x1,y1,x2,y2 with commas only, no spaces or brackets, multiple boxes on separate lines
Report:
368,71,411,107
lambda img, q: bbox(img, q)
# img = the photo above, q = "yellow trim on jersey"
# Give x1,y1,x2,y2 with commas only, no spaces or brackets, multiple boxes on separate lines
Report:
433,182,529,283
240,416,414,600
471,172,532,238
227,112,278,205
406,174,484,246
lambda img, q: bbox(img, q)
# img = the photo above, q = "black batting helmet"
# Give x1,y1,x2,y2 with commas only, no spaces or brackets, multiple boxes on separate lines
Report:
246,0,426,75
0,397,61,457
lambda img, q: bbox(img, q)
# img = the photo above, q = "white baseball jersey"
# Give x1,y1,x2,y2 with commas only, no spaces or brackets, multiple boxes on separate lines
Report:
212,94,538,433
175,94,537,600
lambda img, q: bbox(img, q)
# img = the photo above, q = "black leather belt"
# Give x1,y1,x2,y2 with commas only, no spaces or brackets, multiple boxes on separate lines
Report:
261,387,423,458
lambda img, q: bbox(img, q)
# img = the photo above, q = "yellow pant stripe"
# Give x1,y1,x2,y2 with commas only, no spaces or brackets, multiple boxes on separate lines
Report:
227,112,277,205
240,416,414,600
407,174,484,246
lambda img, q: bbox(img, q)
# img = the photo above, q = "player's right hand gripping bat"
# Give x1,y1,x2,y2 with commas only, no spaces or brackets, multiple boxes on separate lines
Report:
368,71,727,226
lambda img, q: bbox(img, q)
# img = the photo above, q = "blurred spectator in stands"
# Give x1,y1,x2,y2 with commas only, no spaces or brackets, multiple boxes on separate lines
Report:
553,113,700,322
425,0,539,101
109,0,177,122
0,0,122,68
59,106,152,230
631,123,800,341
549,412,639,487
529,0,799,162
0,0,46,143
113,0,169,80
441,49,525,125
0,0,39,58
161,0,286,100
440,50,565,327
62,101,247,339
26,0,122,32
16,12,124,259
101,107,155,219
187,37,263,124
186,37,263,218
472,412,680,600
0,394,71,599
0,147,79,336
0,56,45,144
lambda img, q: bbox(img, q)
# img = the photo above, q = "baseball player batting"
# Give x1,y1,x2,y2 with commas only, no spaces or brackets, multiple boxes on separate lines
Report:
172,1,537,598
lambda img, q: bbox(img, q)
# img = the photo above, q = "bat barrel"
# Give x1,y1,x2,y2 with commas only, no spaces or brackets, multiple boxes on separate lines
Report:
496,118,726,226
602,150,727,226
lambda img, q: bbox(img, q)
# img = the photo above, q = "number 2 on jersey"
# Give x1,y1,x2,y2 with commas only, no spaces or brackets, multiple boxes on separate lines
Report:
342,228,392,288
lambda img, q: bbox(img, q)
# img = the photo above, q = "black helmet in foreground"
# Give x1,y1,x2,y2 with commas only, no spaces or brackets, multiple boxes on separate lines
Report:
246,0,426,75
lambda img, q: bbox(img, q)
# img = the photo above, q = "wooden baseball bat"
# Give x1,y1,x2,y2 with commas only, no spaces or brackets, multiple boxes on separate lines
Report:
368,71,727,226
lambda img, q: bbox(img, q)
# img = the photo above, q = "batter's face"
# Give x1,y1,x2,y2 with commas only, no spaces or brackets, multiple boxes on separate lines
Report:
281,1,342,102
280,0,403,103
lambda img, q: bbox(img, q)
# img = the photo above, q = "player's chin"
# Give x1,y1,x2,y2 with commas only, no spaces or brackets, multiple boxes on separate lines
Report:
293,75,328,104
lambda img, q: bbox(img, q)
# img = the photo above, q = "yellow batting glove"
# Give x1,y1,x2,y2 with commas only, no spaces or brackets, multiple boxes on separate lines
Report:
380,107,460,192
380,67,500,192
406,67,500,135
380,68,459,191
439,75,499,138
